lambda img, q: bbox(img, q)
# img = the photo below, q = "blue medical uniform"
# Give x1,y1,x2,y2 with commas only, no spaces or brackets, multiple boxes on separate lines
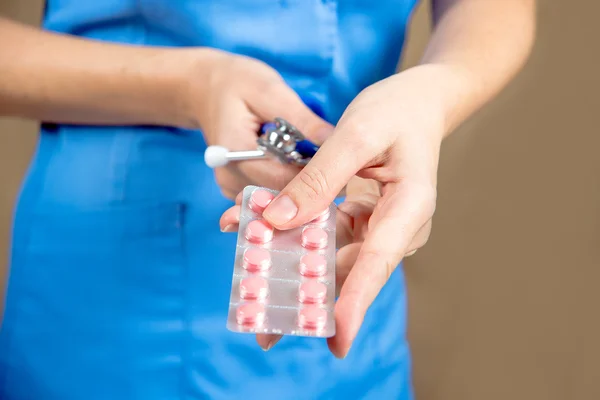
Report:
0,1,418,399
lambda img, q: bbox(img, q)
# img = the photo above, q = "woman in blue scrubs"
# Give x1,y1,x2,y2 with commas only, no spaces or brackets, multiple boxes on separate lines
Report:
0,1,535,399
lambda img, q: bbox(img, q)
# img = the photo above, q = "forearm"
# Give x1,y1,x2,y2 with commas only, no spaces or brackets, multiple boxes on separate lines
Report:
0,17,215,128
415,0,536,136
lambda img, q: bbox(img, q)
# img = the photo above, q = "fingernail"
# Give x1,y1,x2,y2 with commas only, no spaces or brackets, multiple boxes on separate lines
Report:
263,336,282,351
221,224,236,233
264,195,298,226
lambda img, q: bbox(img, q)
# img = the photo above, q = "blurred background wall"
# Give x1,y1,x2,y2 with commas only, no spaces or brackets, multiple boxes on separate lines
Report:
1,1,598,399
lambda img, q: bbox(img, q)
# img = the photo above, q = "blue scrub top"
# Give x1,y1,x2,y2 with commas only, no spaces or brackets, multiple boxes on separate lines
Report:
0,1,418,399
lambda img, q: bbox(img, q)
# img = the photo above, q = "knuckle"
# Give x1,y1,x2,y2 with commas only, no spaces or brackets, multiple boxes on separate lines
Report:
297,166,331,201
423,221,433,241
416,235,430,250
256,75,285,100
421,189,438,217
402,181,437,217
416,221,433,248
338,112,384,153
414,182,437,203
405,249,418,257
258,79,278,97
410,240,427,255
343,119,370,150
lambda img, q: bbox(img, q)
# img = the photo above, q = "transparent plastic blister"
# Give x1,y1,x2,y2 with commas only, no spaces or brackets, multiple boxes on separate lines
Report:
226,185,336,337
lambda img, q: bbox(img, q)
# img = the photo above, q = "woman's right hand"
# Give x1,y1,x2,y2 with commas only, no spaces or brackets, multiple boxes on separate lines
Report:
0,18,331,199
188,51,333,199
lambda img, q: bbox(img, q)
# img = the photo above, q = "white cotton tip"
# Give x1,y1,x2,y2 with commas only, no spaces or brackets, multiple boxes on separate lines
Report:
204,146,230,168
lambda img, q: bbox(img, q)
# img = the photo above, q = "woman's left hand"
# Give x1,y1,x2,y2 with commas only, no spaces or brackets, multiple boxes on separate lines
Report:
218,0,537,355
256,65,456,357
219,176,394,352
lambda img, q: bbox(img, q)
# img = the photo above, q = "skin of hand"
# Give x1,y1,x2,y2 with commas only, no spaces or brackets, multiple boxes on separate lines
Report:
221,68,442,354
0,18,333,199
257,0,536,358
195,53,334,199
219,176,395,351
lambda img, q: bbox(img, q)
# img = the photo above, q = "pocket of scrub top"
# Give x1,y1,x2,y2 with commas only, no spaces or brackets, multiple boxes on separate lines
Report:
6,202,189,397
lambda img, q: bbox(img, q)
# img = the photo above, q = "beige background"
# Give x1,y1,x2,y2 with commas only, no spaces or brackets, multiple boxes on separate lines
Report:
1,1,599,399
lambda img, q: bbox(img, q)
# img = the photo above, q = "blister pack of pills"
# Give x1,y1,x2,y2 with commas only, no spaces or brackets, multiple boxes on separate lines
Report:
226,185,336,338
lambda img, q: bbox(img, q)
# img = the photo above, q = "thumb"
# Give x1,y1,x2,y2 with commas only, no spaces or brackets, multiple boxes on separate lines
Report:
263,132,368,229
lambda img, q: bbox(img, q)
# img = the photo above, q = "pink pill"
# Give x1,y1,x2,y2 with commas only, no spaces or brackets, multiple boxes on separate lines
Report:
240,276,269,300
312,209,330,223
298,306,327,330
236,303,266,326
249,189,275,214
298,281,327,304
245,219,274,243
301,227,328,249
299,253,327,277
242,247,272,272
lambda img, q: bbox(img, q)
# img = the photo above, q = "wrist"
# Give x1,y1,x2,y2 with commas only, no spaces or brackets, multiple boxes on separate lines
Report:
149,47,227,130
411,63,481,137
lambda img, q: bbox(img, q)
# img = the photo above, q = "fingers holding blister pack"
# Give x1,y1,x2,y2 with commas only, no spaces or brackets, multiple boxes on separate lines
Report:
227,186,337,337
